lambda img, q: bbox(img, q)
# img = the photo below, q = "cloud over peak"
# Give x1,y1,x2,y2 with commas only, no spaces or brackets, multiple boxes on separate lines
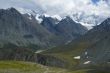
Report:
0,0,110,28
0,0,110,17
32,0,110,18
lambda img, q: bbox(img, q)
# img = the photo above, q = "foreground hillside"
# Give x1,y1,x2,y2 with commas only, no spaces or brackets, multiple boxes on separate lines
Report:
0,61,109,73
0,61,86,73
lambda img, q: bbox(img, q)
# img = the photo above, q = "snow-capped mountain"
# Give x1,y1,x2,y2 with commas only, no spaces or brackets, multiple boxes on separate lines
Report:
16,7,109,30
0,8,88,50
71,12,108,29
16,7,62,24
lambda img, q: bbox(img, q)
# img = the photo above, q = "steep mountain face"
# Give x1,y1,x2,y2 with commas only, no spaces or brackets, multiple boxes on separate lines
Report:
41,16,88,43
0,8,56,49
55,16,87,41
41,16,58,34
0,8,58,60
81,18,110,64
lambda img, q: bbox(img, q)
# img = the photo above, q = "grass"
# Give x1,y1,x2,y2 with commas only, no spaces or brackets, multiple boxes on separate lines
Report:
0,61,45,73
0,61,109,73
0,60,73,73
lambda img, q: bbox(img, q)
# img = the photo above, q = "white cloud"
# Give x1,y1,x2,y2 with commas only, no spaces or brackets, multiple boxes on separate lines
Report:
32,0,110,18
0,0,110,17
33,0,91,16
33,0,75,16
0,0,44,13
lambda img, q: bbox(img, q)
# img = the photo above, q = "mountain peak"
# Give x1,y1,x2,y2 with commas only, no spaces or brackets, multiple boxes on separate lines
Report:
98,18,110,27
8,7,17,11
63,16,73,21
102,18,110,25
6,7,20,14
0,7,21,16
90,18,110,32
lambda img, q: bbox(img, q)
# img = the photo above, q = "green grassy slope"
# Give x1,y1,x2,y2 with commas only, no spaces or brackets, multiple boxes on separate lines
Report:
0,61,89,73
41,38,91,68
0,61,109,73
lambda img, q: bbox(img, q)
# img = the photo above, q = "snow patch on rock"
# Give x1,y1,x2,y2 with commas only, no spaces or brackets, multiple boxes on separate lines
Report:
85,51,88,55
74,56,81,59
83,61,91,64
35,50,44,54
51,15,62,21
36,14,43,23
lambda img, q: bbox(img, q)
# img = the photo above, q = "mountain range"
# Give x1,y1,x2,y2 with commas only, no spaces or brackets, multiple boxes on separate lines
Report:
0,8,88,60
0,8,87,49
17,8,107,30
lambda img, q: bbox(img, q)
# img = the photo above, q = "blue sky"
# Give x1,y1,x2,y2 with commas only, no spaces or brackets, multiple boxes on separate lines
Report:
92,0,100,4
